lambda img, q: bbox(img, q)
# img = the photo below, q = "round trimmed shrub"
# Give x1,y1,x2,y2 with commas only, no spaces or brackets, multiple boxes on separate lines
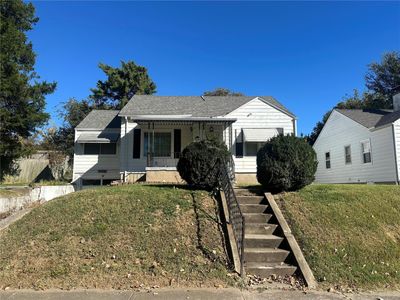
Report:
256,135,317,193
177,139,230,191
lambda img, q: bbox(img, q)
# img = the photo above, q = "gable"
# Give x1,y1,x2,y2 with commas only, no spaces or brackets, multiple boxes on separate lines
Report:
313,110,371,148
226,97,294,120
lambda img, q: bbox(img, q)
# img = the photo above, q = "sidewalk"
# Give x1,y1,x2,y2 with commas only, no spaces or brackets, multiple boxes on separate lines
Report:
1,288,399,300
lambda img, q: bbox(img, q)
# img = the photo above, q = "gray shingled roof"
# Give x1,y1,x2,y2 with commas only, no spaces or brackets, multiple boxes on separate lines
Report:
118,95,295,118
76,110,120,129
335,109,400,129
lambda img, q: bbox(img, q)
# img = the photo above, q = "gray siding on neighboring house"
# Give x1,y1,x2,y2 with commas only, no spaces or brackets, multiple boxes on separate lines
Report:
394,119,400,182
313,110,397,183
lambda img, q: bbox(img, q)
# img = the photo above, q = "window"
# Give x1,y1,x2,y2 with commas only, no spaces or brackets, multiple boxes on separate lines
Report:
344,145,352,164
245,142,264,156
361,140,372,163
84,143,100,155
101,143,116,154
84,143,116,155
325,152,331,169
144,132,172,157
82,179,101,186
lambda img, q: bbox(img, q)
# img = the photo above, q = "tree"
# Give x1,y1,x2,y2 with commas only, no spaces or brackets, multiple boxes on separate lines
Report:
307,52,400,145
365,51,400,108
203,88,244,96
90,61,156,109
44,98,92,159
0,0,56,180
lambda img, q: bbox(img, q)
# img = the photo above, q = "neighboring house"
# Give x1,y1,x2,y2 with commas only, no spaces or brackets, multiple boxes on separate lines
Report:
313,94,400,184
72,95,296,186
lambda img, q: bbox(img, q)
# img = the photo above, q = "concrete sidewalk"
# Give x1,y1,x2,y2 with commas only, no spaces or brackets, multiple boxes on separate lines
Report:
1,288,399,300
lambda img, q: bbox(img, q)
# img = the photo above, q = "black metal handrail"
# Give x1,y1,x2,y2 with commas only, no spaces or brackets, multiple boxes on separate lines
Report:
219,159,245,276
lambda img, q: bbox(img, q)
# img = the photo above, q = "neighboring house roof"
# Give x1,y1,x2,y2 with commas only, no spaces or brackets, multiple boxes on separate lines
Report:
335,108,400,129
118,95,296,118
76,110,120,130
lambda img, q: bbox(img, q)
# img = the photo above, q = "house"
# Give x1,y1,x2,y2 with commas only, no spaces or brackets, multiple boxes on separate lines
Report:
313,94,400,184
72,95,296,187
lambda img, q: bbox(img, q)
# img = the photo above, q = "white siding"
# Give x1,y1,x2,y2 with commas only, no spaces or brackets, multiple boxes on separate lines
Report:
313,110,397,183
225,97,295,173
72,129,121,182
394,120,400,183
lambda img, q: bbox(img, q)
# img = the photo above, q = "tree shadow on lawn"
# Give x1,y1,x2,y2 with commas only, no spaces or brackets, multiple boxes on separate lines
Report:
190,191,233,269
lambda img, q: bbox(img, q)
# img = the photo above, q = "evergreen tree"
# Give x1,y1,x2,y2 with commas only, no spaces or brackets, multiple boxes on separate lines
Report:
0,0,56,180
90,61,156,109
203,88,243,96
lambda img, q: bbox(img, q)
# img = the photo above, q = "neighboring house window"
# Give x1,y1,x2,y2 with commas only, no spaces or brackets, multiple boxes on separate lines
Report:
245,142,263,156
325,152,331,169
361,140,372,163
144,132,172,157
84,143,116,155
344,145,352,164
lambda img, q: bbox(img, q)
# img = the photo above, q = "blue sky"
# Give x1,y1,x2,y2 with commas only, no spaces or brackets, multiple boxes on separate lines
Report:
30,1,400,135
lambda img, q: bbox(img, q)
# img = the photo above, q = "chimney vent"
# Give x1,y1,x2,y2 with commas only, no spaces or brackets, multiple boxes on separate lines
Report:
394,93,400,112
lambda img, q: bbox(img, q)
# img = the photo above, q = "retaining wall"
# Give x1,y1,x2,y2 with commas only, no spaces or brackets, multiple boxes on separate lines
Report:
0,185,76,214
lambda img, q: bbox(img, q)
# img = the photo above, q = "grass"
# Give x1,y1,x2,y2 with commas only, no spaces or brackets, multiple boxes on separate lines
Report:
0,185,236,290
277,184,400,290
0,188,30,197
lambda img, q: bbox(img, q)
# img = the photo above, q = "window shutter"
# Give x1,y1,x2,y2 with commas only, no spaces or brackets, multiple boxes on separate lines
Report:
174,129,181,158
235,129,243,158
133,129,141,159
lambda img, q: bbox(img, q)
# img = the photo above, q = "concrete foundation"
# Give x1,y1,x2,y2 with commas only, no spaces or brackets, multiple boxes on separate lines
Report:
146,169,185,184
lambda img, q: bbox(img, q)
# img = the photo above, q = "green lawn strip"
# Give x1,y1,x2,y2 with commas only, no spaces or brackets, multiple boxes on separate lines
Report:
278,184,400,290
0,185,236,289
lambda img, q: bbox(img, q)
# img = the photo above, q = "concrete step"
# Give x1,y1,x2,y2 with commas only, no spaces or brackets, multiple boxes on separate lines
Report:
245,262,297,278
244,248,289,263
240,204,269,213
234,188,263,196
243,213,272,224
245,223,278,235
244,234,283,248
237,195,266,205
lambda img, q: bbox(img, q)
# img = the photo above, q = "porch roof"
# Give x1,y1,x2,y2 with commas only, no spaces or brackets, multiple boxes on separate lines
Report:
131,115,237,124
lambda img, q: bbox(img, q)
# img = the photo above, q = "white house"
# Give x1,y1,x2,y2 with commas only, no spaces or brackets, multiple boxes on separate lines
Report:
72,95,296,186
313,94,400,184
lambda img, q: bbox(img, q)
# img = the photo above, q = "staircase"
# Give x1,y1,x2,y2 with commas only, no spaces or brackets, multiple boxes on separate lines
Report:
235,188,297,277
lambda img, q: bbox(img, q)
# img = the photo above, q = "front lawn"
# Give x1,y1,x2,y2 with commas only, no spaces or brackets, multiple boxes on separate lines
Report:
278,184,400,290
0,185,235,289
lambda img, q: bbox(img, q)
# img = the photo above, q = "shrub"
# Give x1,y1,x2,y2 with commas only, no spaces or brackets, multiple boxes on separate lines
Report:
257,135,317,193
177,139,230,191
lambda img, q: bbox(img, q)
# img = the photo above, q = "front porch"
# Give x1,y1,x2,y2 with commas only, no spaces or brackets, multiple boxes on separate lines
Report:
122,116,236,183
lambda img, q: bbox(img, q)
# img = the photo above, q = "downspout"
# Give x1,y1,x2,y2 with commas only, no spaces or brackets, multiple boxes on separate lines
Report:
293,119,297,137
392,124,399,184
124,116,128,183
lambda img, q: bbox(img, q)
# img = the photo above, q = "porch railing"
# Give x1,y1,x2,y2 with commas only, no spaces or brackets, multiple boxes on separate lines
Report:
146,152,181,168
218,159,245,277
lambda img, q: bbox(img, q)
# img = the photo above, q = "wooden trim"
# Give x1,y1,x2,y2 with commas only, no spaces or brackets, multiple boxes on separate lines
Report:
265,192,317,289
